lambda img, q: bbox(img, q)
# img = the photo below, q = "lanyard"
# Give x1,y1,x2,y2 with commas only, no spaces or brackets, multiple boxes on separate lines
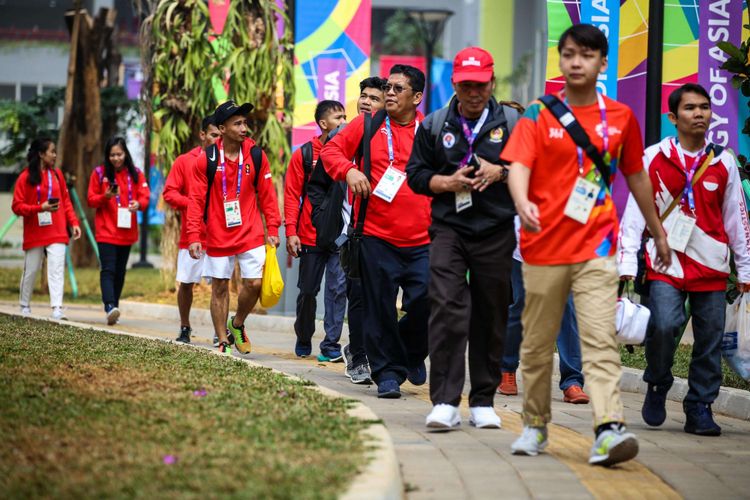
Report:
675,140,705,213
115,171,133,207
562,92,609,176
384,117,420,168
220,146,244,200
36,169,53,204
458,107,490,166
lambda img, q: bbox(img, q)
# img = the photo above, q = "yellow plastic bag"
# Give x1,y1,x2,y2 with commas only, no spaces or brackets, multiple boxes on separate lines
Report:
260,243,284,308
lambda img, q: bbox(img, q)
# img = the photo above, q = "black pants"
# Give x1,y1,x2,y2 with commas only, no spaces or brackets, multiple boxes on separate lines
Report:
346,276,366,366
428,223,514,407
359,236,430,385
98,242,132,309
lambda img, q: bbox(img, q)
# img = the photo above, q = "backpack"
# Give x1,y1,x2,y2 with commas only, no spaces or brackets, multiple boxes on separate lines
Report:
307,111,387,252
204,143,263,221
299,141,314,203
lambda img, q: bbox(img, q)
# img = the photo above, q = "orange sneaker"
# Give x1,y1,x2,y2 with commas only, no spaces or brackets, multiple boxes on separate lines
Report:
497,372,518,396
563,385,590,404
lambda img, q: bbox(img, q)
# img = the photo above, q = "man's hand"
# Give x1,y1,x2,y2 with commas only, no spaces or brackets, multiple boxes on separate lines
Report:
267,235,280,248
71,226,82,240
516,200,541,233
188,242,203,260
738,283,750,293
429,166,475,194
473,158,506,192
286,235,301,257
652,235,672,273
41,200,59,212
346,168,371,198
128,200,140,213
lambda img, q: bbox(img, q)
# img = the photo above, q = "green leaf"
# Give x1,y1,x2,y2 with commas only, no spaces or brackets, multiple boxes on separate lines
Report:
718,41,744,60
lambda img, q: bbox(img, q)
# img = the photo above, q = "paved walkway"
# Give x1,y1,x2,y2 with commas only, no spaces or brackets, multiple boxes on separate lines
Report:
6,301,750,499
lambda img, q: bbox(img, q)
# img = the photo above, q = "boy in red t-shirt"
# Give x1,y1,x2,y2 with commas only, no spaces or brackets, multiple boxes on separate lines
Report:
502,24,671,466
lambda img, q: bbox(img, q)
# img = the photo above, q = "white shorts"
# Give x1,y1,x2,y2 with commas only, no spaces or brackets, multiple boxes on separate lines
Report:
176,248,206,284
203,245,266,280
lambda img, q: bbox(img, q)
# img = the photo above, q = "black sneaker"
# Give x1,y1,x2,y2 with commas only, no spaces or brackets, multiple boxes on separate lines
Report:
684,402,721,436
641,384,667,426
176,326,191,344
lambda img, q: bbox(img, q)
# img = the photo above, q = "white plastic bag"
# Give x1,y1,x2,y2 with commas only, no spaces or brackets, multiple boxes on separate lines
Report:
721,293,750,381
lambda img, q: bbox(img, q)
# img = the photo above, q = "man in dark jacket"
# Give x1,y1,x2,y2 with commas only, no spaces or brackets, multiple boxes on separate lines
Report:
406,47,518,429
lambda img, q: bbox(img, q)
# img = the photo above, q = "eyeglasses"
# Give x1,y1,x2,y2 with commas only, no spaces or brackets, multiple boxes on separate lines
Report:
382,83,412,94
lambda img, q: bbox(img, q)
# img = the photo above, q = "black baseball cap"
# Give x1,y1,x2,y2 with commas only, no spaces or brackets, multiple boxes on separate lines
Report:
213,100,254,125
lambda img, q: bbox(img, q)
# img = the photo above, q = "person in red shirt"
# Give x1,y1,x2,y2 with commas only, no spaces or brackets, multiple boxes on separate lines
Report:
502,25,670,466
321,65,431,399
87,136,150,325
12,137,81,319
163,114,221,344
285,100,347,361
186,100,281,355
618,84,750,436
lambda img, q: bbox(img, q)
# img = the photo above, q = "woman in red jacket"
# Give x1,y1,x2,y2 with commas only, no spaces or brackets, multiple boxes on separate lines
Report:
12,138,81,319
87,136,150,324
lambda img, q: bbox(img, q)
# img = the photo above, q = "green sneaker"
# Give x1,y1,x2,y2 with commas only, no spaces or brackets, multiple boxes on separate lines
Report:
227,316,251,354
589,427,639,466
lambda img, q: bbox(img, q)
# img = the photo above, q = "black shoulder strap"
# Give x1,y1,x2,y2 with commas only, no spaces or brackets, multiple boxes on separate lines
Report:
350,111,385,236
251,145,263,190
708,143,724,158
539,94,611,188
300,141,314,201
204,144,219,222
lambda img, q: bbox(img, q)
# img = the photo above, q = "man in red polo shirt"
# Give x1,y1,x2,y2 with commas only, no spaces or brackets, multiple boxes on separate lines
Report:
321,65,430,399
285,100,347,361
186,100,281,355
163,114,221,344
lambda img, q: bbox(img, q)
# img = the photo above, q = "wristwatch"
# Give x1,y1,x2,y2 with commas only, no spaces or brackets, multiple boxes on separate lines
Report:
499,167,509,182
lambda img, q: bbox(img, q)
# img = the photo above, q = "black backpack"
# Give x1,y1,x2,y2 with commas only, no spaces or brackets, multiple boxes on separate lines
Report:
307,112,387,252
204,143,263,221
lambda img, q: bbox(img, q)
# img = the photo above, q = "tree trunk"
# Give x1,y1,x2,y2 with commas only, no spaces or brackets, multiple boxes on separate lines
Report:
58,7,108,268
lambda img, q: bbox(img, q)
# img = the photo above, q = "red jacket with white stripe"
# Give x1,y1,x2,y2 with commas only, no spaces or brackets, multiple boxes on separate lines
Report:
87,166,150,246
186,137,280,257
617,137,750,291
320,112,431,248
284,137,321,247
12,167,79,250
163,146,207,249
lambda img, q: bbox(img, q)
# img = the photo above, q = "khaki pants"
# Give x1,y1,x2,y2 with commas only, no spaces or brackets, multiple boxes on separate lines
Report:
521,256,624,428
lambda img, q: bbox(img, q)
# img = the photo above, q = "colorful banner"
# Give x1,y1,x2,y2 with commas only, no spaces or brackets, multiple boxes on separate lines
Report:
698,0,743,152
581,0,620,98
292,0,371,150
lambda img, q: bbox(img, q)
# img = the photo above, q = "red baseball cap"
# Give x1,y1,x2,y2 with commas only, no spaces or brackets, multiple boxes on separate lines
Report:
452,47,495,83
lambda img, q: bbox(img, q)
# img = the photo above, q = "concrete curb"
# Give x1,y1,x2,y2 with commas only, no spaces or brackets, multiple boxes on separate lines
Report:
2,310,401,500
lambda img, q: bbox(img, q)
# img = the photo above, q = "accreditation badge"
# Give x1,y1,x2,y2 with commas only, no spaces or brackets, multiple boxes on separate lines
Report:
563,177,600,224
37,211,52,227
666,212,696,253
117,207,132,229
372,166,406,203
224,199,242,228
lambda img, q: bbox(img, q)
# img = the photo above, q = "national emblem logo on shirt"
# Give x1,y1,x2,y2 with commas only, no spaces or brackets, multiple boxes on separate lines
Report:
244,163,251,174
489,127,504,143
442,132,456,149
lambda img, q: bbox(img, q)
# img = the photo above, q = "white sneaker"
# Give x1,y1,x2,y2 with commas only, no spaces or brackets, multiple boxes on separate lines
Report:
511,426,549,456
425,404,461,430
20,306,31,315
469,406,502,428
589,427,639,466
106,307,120,325
51,307,67,320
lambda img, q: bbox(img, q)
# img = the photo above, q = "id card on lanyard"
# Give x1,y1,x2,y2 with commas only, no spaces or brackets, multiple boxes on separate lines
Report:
455,107,489,213
372,117,419,203
37,169,54,227
666,140,703,252
563,93,609,224
115,173,133,229
221,147,244,228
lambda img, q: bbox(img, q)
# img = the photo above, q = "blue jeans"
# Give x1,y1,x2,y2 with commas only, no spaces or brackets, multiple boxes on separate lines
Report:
502,259,584,390
644,280,725,404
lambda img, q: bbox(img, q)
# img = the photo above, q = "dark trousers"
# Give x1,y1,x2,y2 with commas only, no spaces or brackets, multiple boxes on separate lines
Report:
645,280,725,404
428,224,514,407
346,276,367,366
98,242,131,309
294,246,347,353
359,236,430,385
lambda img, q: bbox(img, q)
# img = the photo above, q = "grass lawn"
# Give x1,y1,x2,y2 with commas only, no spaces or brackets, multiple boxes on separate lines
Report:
0,266,221,310
0,315,367,499
620,344,750,392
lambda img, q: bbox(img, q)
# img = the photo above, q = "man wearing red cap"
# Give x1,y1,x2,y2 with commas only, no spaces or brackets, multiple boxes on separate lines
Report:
407,47,519,429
